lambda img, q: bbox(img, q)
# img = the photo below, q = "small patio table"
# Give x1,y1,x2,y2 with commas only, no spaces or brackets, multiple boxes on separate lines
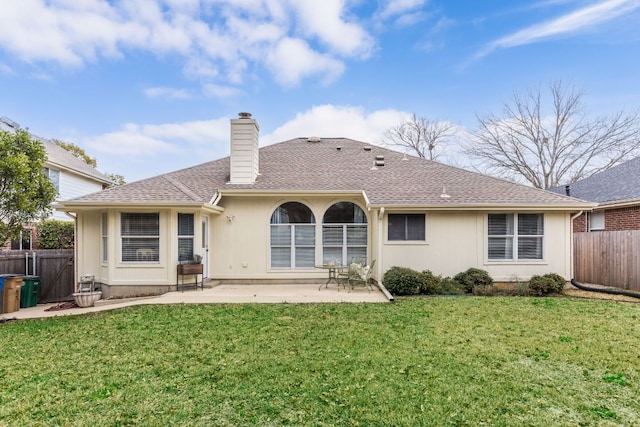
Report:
316,264,345,290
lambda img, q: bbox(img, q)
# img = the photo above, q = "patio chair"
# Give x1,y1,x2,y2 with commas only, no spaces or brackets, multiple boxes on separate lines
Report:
348,259,375,292
337,262,360,288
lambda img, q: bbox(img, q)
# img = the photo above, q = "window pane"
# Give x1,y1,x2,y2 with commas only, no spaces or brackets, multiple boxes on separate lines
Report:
488,214,513,235
347,247,367,263
178,213,194,236
178,238,194,262
590,211,605,230
347,225,367,245
323,202,366,223
122,238,159,262
271,202,315,224
518,214,543,235
387,215,405,240
488,237,512,260
271,247,291,268
518,237,543,259
323,225,343,245
295,225,315,246
271,225,291,246
406,214,425,240
295,247,315,268
121,213,159,236
323,247,342,265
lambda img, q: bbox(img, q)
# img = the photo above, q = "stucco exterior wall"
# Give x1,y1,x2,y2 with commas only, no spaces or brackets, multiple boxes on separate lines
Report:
381,211,572,282
74,198,575,295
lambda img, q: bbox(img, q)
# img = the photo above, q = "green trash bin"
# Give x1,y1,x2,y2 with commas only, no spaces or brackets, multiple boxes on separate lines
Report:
21,276,40,308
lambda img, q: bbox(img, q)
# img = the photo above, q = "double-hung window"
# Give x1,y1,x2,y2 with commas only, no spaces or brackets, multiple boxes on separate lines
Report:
488,213,544,261
121,213,159,262
178,213,195,262
388,214,425,241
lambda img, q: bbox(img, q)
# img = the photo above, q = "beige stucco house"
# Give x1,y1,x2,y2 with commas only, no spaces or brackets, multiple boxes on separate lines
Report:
58,113,593,297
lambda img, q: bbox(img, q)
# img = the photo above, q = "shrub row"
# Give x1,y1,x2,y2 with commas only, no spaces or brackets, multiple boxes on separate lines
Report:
382,266,565,297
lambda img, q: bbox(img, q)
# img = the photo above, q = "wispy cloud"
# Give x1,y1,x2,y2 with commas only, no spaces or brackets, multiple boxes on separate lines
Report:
476,0,640,59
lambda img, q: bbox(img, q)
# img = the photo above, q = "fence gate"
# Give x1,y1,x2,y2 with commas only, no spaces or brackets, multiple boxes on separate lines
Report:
0,250,75,303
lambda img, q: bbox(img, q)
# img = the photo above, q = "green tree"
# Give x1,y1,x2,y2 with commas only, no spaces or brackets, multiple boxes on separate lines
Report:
107,173,126,186
0,130,58,242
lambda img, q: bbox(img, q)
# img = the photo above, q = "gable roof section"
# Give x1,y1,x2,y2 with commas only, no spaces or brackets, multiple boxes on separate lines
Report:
40,139,112,184
63,138,590,209
549,157,640,205
0,119,111,185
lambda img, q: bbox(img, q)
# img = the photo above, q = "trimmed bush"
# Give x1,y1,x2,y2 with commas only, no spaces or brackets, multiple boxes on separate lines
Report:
528,274,566,296
383,266,422,296
419,270,442,295
36,220,74,249
454,268,493,293
438,277,465,295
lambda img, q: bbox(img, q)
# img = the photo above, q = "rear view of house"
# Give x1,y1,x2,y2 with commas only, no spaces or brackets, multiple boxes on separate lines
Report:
58,113,592,298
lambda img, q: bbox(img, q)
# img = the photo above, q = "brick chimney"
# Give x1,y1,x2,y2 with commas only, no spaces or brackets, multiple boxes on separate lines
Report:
229,112,259,184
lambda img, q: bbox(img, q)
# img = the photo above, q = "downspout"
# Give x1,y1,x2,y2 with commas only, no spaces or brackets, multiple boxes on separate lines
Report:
571,279,640,299
65,211,78,292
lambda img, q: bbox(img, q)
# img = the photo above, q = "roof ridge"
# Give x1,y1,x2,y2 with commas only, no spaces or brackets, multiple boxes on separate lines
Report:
162,175,202,202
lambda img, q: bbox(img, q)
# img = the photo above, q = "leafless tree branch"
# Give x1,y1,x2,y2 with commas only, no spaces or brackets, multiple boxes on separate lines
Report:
383,114,457,161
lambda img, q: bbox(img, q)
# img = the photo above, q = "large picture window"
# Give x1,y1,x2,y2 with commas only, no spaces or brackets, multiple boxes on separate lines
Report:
270,202,315,269
323,202,367,265
178,213,195,262
488,213,544,261
388,214,425,241
121,213,159,262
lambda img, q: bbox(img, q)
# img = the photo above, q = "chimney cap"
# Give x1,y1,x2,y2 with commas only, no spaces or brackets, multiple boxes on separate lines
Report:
238,112,252,119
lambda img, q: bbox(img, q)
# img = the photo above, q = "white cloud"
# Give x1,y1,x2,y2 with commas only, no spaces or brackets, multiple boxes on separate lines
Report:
202,83,245,98
261,105,408,145
477,0,640,58
375,0,428,26
0,0,376,87
265,38,345,87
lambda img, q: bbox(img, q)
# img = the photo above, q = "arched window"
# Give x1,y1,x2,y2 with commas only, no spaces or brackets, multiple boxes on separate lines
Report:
322,202,367,265
270,202,315,269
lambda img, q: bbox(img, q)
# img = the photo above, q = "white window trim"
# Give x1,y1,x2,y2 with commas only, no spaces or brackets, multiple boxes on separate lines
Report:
486,213,545,262
120,212,160,264
270,223,316,270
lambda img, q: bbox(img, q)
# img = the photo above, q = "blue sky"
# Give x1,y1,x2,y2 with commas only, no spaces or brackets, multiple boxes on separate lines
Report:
1,0,639,182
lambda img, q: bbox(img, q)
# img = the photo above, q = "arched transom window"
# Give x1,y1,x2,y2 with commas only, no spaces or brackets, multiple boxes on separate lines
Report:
322,202,367,265
270,202,315,269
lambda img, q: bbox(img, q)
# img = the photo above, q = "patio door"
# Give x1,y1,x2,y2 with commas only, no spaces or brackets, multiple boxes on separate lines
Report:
201,217,209,278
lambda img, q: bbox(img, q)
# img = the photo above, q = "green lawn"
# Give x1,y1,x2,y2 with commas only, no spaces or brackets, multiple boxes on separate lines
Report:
1,297,639,426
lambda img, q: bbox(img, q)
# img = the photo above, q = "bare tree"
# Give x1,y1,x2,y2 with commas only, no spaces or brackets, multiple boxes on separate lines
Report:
467,80,640,189
383,114,456,161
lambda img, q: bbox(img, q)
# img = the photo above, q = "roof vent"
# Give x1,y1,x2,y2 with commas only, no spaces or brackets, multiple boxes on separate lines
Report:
238,112,252,119
336,146,342,151
363,146,372,151
307,136,321,143
375,155,385,167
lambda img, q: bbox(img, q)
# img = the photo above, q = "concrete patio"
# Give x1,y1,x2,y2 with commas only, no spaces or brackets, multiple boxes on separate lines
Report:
1,283,390,321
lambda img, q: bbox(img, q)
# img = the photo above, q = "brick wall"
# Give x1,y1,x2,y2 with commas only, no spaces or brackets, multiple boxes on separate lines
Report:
573,205,640,232
604,205,640,231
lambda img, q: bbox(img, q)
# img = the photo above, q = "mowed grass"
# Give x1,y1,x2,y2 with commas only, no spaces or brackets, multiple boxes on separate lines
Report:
1,297,640,426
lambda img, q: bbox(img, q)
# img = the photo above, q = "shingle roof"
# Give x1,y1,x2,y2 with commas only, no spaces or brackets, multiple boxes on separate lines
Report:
65,138,588,208
549,157,640,204
0,120,111,184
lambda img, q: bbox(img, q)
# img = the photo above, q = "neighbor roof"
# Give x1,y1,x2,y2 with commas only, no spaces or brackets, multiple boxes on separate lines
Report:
549,157,640,205
63,138,589,209
0,119,111,185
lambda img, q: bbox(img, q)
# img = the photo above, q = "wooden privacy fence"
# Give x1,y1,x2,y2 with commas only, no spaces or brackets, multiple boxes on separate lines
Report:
574,231,640,291
0,250,75,303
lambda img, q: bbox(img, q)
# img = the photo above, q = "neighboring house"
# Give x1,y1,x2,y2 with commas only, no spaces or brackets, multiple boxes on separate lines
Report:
1,116,112,249
57,113,592,298
550,157,640,232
